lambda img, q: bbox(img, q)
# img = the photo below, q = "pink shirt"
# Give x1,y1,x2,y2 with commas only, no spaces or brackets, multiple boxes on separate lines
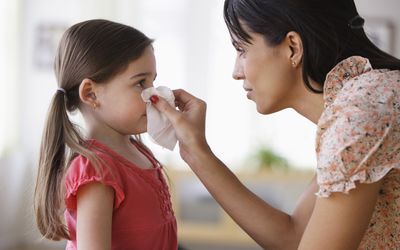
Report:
316,56,400,248
64,140,177,250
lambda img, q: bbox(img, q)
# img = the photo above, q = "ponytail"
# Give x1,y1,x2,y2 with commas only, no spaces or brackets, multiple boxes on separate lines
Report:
34,90,99,240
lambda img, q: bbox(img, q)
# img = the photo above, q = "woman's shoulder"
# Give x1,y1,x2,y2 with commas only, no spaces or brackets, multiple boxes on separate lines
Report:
324,56,400,108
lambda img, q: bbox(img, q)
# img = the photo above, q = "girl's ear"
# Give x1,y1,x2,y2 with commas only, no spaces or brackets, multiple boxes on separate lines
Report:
285,31,303,68
79,78,99,108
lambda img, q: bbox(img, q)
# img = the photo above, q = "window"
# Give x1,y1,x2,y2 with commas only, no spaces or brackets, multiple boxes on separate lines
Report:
0,0,19,155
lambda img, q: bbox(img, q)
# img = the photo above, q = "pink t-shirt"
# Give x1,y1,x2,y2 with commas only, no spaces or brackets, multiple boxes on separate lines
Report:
64,140,177,250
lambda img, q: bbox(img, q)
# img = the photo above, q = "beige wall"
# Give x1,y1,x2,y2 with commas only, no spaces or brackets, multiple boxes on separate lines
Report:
356,0,400,57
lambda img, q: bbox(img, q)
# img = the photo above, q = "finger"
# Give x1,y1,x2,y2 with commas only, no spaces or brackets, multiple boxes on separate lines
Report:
152,95,180,123
172,89,198,105
172,88,207,112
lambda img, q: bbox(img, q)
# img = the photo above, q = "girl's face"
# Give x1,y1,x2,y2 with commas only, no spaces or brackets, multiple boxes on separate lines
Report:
95,46,156,135
231,28,302,114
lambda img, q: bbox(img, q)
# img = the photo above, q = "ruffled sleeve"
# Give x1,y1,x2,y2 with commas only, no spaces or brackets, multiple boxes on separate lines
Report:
316,69,400,197
65,153,125,210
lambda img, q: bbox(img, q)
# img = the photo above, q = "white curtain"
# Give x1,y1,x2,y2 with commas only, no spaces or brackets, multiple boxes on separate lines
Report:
0,0,19,156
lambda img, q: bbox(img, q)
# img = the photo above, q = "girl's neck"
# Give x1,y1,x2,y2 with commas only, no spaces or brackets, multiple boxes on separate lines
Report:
87,128,132,150
81,109,132,149
87,126,155,170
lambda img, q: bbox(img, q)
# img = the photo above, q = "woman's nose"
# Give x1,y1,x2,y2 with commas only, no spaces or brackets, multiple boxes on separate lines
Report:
232,59,244,80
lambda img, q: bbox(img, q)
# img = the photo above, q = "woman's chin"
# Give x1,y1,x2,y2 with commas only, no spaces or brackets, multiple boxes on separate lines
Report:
256,103,282,115
256,107,270,115
255,104,267,115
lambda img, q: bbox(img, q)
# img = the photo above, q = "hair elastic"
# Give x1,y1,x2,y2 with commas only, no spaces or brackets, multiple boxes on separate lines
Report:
348,15,365,29
57,87,66,94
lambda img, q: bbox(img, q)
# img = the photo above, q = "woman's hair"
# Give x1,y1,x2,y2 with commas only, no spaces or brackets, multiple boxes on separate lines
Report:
34,19,153,240
224,0,400,93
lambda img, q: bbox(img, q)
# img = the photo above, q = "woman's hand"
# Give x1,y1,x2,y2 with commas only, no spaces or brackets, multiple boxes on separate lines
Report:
151,89,210,164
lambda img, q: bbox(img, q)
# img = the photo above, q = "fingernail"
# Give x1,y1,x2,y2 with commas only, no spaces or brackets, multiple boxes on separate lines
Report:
150,95,159,104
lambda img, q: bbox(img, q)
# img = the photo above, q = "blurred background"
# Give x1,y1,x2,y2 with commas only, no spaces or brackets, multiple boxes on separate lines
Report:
0,0,399,249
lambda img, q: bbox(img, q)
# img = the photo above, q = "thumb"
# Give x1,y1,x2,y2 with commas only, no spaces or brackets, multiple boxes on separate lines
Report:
150,95,179,123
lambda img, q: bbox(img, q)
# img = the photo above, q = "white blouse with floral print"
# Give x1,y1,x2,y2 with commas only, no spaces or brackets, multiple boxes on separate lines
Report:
316,56,400,249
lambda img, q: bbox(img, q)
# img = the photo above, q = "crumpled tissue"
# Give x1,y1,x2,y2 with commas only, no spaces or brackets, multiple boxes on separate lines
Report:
141,86,177,150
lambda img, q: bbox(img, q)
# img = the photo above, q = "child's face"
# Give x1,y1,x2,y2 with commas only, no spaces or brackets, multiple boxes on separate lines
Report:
95,46,156,135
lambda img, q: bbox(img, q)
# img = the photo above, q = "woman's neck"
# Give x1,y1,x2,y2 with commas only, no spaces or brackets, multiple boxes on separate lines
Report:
291,80,325,124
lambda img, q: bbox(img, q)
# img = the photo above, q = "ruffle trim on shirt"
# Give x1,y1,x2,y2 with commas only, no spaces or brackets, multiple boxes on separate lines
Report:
316,164,399,198
323,56,372,107
65,176,125,210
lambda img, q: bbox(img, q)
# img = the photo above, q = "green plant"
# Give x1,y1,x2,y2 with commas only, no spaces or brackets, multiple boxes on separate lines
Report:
253,147,289,171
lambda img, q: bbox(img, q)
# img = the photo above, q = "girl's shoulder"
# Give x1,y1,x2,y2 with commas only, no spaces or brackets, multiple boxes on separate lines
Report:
66,140,124,187
68,142,116,172
65,141,125,210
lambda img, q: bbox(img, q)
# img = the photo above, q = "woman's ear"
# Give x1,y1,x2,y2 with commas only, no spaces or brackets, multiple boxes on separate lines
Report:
79,78,99,109
286,31,303,68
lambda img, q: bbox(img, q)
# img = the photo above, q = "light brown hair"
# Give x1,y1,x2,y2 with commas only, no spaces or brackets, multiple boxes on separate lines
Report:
34,19,153,240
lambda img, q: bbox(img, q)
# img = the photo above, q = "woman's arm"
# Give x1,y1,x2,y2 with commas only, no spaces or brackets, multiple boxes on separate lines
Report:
299,180,381,250
188,147,317,249
153,90,317,249
153,90,380,249
76,182,114,250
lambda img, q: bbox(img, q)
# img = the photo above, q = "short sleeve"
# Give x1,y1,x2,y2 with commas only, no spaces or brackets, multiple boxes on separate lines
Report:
65,153,125,210
316,73,400,197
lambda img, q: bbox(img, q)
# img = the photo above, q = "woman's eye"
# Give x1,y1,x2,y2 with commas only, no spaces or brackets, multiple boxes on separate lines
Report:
236,47,245,56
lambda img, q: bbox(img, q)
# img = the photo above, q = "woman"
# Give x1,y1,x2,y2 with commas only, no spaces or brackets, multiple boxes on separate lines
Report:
150,0,400,249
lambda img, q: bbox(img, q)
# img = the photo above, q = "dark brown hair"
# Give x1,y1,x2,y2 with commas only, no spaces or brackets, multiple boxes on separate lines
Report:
224,0,400,93
34,19,153,240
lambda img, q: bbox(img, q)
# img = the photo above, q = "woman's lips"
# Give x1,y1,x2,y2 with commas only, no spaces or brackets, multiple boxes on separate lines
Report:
246,91,252,99
243,86,253,99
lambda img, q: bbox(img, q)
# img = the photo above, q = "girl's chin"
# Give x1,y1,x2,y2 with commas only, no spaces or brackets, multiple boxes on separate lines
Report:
129,125,147,135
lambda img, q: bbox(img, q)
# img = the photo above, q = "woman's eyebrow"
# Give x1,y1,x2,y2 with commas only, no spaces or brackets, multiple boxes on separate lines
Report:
232,40,246,48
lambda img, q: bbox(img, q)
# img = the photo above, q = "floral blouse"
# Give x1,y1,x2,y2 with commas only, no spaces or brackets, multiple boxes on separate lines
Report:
316,56,400,249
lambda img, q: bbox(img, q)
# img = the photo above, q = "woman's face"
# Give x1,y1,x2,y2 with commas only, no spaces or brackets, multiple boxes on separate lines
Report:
231,28,302,114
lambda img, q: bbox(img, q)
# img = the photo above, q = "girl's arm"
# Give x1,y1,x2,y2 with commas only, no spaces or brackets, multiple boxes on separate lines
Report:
76,182,114,250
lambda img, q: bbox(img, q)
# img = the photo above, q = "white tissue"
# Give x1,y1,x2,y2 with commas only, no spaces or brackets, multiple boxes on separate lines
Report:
141,86,177,150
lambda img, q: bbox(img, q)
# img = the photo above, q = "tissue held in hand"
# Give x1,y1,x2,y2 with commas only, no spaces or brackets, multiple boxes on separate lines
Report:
141,86,177,150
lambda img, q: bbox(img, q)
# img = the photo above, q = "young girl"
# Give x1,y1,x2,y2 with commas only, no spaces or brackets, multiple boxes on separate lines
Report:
151,0,400,249
33,19,177,250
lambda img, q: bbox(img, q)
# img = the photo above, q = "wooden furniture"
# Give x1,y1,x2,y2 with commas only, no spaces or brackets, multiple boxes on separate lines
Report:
167,169,314,247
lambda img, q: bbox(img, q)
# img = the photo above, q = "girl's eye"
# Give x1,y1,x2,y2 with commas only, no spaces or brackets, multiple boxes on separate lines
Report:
136,79,146,88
